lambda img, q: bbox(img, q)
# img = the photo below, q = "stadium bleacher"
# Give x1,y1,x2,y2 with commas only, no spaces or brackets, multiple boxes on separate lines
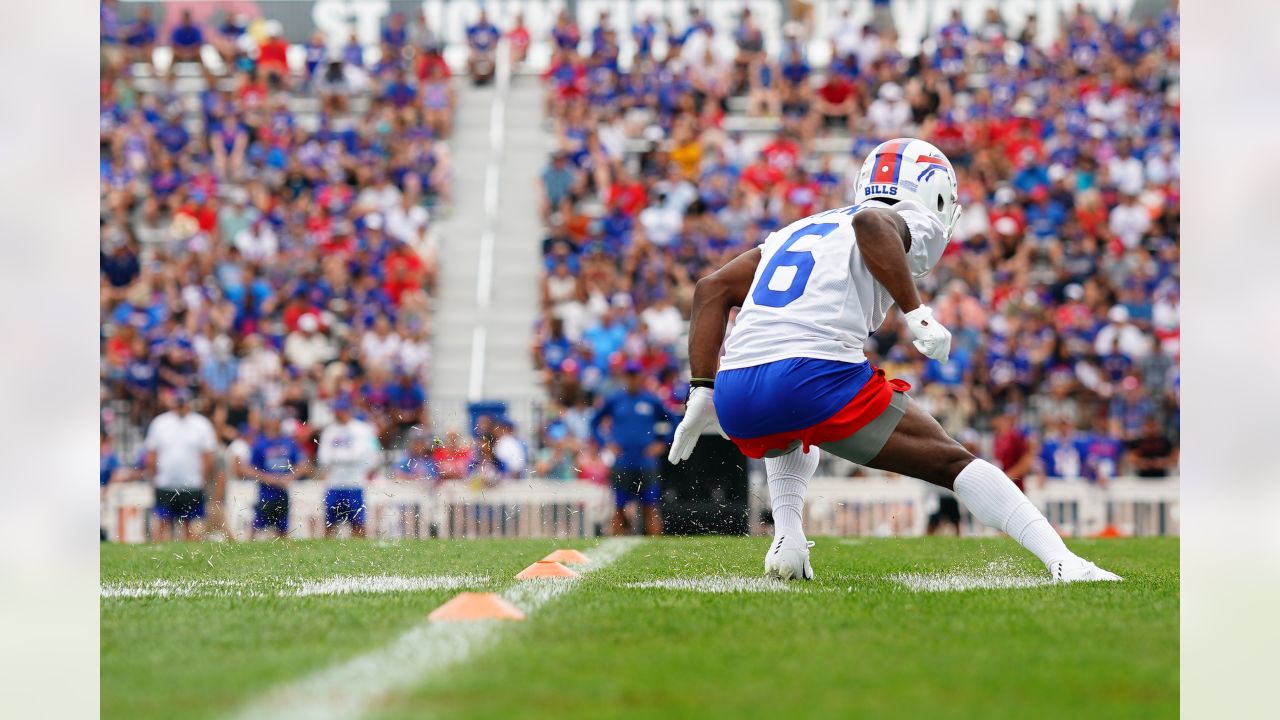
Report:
100,0,1179,542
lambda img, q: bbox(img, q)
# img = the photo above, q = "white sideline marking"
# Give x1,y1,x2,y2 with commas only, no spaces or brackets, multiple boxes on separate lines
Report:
232,538,641,720
890,560,1052,592
288,575,490,598
101,575,491,599
100,579,246,599
625,576,796,594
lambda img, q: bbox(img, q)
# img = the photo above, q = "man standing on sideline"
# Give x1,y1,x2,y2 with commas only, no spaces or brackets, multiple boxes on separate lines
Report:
143,387,216,541
317,396,381,538
246,410,309,539
593,361,672,535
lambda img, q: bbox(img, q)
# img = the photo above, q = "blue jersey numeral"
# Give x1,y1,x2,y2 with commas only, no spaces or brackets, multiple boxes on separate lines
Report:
750,222,839,308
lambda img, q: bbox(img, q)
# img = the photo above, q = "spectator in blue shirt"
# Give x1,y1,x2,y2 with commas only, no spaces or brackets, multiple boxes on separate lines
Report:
245,411,308,539
1082,416,1124,484
388,372,427,443
1038,417,1088,481
200,335,239,399
592,362,672,535
123,5,157,64
466,9,500,81
170,10,205,66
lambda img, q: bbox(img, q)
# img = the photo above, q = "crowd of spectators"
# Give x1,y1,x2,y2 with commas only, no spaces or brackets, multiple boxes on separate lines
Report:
530,3,1180,486
98,4,474,510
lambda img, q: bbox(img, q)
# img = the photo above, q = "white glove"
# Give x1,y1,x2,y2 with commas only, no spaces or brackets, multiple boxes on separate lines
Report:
668,387,727,464
904,305,952,363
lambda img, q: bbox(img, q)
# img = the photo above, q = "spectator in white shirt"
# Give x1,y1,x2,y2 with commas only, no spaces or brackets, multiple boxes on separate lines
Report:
360,315,402,370
356,170,402,214
830,9,861,61
284,313,336,373
398,323,432,380
1107,138,1146,196
238,333,282,389
1145,139,1179,186
143,388,217,541
383,175,430,245
317,397,381,538
855,23,884,69
234,217,278,263
866,82,912,138
639,194,683,247
640,293,684,347
492,418,527,479
1094,305,1153,360
1108,192,1152,250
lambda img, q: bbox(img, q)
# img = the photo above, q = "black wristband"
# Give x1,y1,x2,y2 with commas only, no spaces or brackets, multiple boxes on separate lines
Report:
690,378,715,390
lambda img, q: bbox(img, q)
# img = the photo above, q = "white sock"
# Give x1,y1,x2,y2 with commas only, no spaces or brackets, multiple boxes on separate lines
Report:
765,446,820,543
953,459,1074,570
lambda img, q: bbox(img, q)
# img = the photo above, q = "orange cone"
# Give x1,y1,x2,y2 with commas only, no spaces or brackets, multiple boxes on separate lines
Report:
429,592,526,622
515,560,580,579
541,549,592,565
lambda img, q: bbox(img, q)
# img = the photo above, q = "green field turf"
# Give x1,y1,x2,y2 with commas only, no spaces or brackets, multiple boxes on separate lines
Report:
102,536,1178,719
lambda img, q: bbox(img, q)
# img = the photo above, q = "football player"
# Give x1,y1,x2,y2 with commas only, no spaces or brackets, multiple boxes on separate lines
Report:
669,138,1120,583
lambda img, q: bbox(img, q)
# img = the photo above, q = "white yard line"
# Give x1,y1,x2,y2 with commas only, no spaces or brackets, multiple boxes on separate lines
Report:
288,575,490,598
231,537,641,720
890,560,1052,592
100,575,492,600
100,578,246,599
625,576,796,594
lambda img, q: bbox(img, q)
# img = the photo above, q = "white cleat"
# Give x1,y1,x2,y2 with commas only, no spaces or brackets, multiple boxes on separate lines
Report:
764,535,815,581
1051,557,1123,583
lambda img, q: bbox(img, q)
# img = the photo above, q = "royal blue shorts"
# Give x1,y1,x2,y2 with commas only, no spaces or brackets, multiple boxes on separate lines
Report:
325,488,366,527
715,358,874,438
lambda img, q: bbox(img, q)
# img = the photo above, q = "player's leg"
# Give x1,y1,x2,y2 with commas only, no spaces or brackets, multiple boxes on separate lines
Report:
609,471,635,536
324,489,340,539
762,444,820,580
153,489,173,542
859,396,1120,581
349,490,367,539
640,471,662,536
184,490,207,540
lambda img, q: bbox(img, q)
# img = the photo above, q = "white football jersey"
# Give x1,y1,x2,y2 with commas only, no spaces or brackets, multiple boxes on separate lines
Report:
719,199,946,370
317,419,381,489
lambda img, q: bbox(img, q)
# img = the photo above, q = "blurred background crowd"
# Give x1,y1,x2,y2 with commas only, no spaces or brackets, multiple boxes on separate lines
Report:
99,0,1178,539
529,2,1179,487
99,3,454,498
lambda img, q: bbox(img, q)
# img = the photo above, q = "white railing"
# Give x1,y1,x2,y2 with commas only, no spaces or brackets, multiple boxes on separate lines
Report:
101,475,1177,542
799,476,1179,538
102,478,613,543
435,480,613,539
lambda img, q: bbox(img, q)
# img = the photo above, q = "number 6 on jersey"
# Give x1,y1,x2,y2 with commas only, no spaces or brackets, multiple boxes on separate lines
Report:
750,223,839,308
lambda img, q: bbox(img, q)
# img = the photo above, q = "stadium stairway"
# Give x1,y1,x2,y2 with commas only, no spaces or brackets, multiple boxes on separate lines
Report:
430,69,544,435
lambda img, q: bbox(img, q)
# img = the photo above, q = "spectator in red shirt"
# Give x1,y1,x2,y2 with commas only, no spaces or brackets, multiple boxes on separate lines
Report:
816,72,858,133
740,157,784,196
433,429,473,481
382,240,424,306
257,24,291,82
992,411,1035,491
508,13,532,66
760,131,801,173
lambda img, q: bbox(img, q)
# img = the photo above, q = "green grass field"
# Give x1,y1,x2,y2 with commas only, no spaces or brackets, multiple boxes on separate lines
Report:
102,536,1178,719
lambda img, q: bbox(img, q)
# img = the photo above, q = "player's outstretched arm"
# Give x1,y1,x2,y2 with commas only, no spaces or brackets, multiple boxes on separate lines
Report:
854,209,952,362
852,208,922,313
669,247,761,464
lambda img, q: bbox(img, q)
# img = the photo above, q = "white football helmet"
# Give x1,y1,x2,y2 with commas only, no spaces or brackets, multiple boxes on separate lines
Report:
855,138,963,239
